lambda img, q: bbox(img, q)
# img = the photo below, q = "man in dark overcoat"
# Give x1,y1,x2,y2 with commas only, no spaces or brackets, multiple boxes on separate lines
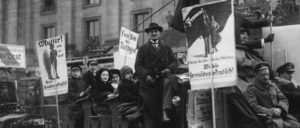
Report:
135,22,178,128
245,62,300,128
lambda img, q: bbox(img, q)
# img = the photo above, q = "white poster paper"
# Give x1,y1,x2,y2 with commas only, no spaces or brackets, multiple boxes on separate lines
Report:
0,44,26,68
183,0,237,90
118,27,139,59
36,35,68,97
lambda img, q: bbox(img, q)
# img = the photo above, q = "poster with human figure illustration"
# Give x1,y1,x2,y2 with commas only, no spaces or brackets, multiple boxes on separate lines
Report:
183,0,237,90
36,35,68,97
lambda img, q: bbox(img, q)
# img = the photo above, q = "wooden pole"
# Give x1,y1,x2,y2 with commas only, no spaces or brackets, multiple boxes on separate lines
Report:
55,80,61,128
269,0,273,68
208,36,216,128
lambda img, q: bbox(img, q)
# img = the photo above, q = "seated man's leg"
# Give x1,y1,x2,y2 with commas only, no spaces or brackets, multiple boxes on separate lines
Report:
162,77,174,110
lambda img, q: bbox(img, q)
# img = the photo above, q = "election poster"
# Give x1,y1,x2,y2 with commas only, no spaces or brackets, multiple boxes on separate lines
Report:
118,27,139,59
36,35,68,97
0,44,26,68
182,0,237,90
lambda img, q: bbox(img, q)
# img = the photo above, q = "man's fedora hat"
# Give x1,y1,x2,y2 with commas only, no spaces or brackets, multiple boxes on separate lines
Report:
145,23,163,33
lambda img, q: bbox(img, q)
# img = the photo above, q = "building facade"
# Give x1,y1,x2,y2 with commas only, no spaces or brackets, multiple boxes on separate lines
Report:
0,0,178,67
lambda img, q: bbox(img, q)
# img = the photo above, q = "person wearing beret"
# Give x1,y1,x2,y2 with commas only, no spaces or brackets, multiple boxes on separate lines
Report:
275,62,300,120
245,62,300,128
135,22,178,128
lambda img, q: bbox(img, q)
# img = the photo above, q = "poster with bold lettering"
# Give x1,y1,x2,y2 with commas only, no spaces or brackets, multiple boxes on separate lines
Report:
36,35,68,97
182,0,236,90
118,27,139,59
0,44,26,68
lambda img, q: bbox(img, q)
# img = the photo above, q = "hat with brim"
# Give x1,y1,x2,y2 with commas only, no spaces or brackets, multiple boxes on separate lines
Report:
87,60,98,66
71,66,82,71
277,62,295,73
145,23,163,33
240,28,250,35
285,67,295,72
254,62,270,73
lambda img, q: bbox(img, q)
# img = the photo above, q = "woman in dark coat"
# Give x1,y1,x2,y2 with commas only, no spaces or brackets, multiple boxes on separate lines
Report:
118,66,141,103
117,66,142,128
91,68,114,104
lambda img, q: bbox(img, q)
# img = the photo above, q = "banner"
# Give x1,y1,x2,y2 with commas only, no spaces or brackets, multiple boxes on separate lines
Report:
263,25,300,83
183,0,236,90
118,27,139,59
0,44,26,68
36,35,68,97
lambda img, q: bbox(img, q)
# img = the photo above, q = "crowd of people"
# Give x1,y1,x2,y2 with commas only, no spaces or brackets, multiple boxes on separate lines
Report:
63,6,300,127
65,22,181,128
233,6,300,128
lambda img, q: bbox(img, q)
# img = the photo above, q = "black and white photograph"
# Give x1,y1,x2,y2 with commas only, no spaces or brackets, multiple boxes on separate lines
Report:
1,0,300,128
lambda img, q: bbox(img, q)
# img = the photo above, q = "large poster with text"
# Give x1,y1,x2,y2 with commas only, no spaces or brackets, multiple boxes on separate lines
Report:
36,35,68,97
183,0,237,90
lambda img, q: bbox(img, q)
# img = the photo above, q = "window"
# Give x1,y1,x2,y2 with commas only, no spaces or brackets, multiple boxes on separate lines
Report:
83,0,101,8
87,0,100,5
83,17,101,51
86,20,100,40
42,24,56,39
41,0,56,14
132,9,152,45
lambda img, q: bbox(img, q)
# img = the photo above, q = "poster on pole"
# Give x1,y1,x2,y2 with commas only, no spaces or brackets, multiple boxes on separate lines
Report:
36,35,68,97
182,0,237,90
118,27,139,59
0,44,26,68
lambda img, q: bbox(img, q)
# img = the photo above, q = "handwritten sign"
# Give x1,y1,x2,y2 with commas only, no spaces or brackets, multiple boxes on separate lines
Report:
118,27,139,59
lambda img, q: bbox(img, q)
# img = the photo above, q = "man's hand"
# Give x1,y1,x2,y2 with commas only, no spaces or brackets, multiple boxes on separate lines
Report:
264,34,275,43
107,94,114,98
272,108,282,117
172,96,181,107
161,69,171,76
267,14,273,23
145,75,155,84
79,92,85,97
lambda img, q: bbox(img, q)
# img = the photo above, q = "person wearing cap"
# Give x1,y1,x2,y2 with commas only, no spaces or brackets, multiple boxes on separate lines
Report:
68,65,87,128
275,62,300,120
236,27,275,93
135,22,178,127
0,84,14,104
245,62,300,128
68,66,88,101
83,60,98,89
275,62,299,91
